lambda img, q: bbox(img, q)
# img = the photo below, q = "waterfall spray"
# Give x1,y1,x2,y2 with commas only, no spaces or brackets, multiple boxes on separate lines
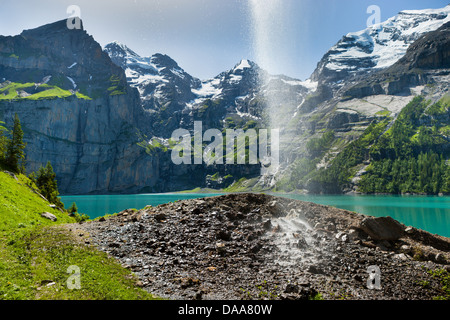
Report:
249,0,291,180
249,1,315,264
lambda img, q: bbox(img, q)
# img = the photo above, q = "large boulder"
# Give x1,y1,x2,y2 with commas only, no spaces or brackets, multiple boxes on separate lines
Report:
360,216,405,241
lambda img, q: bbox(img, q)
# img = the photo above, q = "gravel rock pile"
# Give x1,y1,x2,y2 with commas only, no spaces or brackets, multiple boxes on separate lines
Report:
72,193,450,300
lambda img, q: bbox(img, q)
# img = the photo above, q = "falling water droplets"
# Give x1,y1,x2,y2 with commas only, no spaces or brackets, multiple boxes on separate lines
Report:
270,209,315,266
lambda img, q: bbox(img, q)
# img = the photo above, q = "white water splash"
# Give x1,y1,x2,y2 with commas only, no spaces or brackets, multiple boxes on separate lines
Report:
270,209,315,266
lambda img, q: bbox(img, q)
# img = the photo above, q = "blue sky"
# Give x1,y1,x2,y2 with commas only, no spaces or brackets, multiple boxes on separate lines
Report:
0,0,448,80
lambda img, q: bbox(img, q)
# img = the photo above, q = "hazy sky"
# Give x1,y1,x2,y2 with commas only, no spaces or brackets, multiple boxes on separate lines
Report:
0,0,448,80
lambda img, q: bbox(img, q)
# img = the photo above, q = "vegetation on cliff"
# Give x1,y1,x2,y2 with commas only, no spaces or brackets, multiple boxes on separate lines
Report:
0,81,92,101
359,96,449,194
281,96,449,195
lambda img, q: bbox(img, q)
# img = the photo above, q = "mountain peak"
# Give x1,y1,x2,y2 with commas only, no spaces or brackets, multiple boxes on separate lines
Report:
21,19,85,37
104,41,140,58
232,59,258,72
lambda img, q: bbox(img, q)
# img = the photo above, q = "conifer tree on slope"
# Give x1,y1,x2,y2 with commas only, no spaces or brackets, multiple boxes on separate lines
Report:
5,113,26,173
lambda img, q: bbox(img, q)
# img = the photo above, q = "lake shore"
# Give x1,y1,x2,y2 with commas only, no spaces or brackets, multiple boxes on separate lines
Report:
72,193,450,300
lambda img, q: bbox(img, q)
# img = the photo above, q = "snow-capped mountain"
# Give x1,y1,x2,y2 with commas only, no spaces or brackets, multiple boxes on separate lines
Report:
104,41,199,111
190,59,260,105
311,5,450,85
104,42,310,134
105,42,309,108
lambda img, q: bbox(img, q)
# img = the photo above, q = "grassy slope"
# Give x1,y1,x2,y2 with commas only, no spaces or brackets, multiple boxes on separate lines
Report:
0,172,157,300
0,82,91,101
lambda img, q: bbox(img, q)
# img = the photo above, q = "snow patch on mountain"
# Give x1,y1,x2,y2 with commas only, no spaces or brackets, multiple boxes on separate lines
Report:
314,5,450,81
66,76,76,89
234,59,252,71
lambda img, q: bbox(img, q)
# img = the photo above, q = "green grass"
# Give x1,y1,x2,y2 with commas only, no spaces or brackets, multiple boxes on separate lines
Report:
26,87,73,100
0,82,35,100
107,75,126,96
427,269,450,300
0,172,72,232
426,95,450,116
224,177,261,192
0,82,92,101
0,226,157,300
75,92,92,100
0,171,159,300
375,109,392,117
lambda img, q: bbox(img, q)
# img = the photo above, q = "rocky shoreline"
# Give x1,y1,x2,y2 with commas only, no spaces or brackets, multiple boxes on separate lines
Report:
71,193,450,300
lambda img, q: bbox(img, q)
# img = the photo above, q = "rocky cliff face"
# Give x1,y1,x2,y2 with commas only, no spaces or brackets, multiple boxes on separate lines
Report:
0,20,151,195
0,20,127,98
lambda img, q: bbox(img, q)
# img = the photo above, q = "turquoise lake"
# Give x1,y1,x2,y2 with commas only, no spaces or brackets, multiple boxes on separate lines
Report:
60,193,450,238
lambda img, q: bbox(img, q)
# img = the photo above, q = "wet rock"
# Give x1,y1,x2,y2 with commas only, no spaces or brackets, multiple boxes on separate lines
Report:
392,253,410,261
250,243,263,254
216,230,232,241
296,237,308,249
307,265,325,275
284,284,299,294
262,220,272,230
154,213,167,222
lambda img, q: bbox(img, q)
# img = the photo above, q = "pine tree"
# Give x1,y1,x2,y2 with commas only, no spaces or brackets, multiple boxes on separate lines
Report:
5,113,26,173
68,202,78,215
35,161,63,208
0,121,8,166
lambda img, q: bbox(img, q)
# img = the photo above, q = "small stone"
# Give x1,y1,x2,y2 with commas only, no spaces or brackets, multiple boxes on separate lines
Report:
400,245,411,253
40,212,57,222
352,274,364,282
154,213,167,221
341,234,349,243
393,253,410,261
405,226,414,234
314,222,324,229
136,281,144,287
435,253,446,264
296,237,308,249
250,243,263,253
335,231,345,240
307,265,325,274
193,291,203,300
216,230,231,241
262,220,272,230
348,229,359,241
216,242,226,254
